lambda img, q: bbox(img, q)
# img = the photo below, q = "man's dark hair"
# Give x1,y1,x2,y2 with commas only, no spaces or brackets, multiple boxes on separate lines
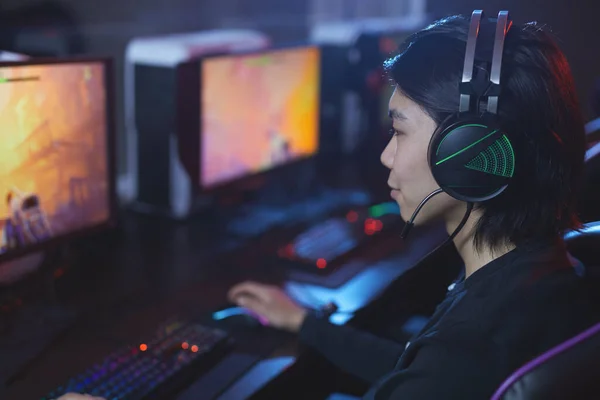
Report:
384,15,586,251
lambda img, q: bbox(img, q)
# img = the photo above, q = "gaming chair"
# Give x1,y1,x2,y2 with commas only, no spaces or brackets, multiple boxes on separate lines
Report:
491,221,600,400
579,143,600,223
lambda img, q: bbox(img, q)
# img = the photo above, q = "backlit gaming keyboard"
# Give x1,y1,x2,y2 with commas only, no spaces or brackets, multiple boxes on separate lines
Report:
277,202,403,271
42,320,232,400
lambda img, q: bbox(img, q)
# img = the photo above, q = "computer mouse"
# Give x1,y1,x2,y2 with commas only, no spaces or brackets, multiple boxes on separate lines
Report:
212,306,266,329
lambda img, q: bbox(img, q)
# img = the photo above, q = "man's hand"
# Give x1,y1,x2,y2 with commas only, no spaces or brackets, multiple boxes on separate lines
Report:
55,394,105,400
228,281,308,332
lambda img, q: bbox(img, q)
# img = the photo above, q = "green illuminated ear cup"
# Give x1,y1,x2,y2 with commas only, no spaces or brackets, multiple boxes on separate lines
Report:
428,118,515,203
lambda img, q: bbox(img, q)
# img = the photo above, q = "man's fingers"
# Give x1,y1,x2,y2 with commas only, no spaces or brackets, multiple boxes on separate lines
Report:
236,294,269,319
228,281,271,303
56,394,105,400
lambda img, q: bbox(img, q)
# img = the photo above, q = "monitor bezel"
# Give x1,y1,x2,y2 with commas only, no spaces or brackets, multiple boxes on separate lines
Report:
0,56,118,264
176,43,322,194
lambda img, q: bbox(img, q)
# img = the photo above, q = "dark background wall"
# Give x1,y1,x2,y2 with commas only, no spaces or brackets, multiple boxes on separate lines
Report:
427,0,600,119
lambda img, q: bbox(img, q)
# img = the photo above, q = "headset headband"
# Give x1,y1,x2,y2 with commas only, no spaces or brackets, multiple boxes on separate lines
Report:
459,10,512,115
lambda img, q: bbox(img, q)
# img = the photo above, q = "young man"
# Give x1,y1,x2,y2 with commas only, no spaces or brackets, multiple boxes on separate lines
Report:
58,12,600,400
229,13,600,399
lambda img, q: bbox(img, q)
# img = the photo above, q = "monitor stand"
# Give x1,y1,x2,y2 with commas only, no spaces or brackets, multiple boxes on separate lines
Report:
253,158,319,207
0,252,78,390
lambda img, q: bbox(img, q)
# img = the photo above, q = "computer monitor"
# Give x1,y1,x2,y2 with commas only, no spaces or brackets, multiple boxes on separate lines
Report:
0,58,116,266
177,45,321,191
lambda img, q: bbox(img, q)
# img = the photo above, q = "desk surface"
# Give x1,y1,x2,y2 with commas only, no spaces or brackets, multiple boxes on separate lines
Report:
3,203,449,400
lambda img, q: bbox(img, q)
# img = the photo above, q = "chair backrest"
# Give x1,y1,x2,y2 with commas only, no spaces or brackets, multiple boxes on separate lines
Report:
564,221,600,268
490,222,600,400
490,321,600,400
579,142,600,223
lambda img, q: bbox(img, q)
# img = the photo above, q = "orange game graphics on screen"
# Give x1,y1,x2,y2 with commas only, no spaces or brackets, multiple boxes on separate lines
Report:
200,46,320,188
0,62,110,255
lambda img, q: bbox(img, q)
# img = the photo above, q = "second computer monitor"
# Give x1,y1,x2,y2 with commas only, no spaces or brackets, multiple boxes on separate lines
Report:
0,58,115,264
199,45,321,189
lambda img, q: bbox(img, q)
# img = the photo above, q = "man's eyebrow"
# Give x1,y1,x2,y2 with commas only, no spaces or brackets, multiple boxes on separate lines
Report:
388,109,408,121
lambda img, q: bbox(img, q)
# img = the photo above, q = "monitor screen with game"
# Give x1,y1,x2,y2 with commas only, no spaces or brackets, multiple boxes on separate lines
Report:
0,59,114,263
199,46,321,189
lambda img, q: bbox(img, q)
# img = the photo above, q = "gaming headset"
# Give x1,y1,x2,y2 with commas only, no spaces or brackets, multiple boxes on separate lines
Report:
429,10,515,203
401,10,515,239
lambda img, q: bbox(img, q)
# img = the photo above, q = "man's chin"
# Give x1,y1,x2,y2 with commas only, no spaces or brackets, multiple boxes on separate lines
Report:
399,208,442,229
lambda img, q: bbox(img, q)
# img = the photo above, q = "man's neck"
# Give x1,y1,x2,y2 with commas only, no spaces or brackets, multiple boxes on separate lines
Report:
446,207,515,278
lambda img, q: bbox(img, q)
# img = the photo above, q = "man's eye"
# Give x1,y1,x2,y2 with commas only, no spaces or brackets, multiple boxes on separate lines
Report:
389,129,402,136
